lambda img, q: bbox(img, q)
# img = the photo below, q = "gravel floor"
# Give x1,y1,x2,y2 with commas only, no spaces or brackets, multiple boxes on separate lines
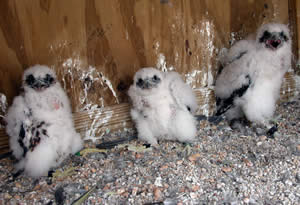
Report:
0,96,299,205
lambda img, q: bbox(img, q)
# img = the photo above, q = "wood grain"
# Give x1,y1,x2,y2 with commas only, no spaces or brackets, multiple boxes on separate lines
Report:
0,0,294,111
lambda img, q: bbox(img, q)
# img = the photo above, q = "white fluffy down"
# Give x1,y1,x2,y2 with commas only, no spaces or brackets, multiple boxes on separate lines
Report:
215,23,292,125
5,65,83,177
128,67,198,145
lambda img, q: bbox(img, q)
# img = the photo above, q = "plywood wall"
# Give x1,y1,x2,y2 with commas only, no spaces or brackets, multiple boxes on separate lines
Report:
0,0,298,154
293,0,300,74
0,0,295,114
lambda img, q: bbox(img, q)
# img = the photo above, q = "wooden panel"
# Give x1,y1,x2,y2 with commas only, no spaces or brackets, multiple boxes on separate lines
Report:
293,0,300,74
0,0,292,112
229,0,289,43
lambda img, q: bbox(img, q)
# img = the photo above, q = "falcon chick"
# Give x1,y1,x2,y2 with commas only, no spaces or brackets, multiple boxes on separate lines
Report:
215,23,292,134
5,65,83,177
128,67,198,146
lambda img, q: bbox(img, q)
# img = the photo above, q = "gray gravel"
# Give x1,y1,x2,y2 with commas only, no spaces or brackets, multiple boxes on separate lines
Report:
0,96,299,205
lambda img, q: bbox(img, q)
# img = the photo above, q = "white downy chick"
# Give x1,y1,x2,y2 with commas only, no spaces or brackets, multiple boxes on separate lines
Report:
128,67,198,145
215,23,291,134
6,65,83,177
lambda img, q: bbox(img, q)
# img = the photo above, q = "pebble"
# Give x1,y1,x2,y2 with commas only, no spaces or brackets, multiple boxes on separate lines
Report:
190,192,198,199
154,177,163,187
4,193,12,199
259,135,267,141
177,160,183,165
297,144,300,152
135,153,143,159
188,153,201,161
243,158,253,167
132,187,138,196
154,187,162,201
243,197,250,203
222,167,232,172
160,165,168,170
117,188,126,195
191,185,200,192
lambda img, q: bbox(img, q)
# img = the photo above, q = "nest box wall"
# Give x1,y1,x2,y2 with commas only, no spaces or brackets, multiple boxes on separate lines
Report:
0,0,296,110
0,0,298,153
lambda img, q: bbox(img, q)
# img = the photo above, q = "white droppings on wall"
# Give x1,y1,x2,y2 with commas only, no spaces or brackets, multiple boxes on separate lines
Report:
60,58,119,139
230,32,238,45
203,20,216,87
61,57,82,90
294,74,300,96
0,93,7,128
61,58,119,111
185,70,202,89
156,53,175,72
192,19,216,88
199,88,214,117
0,93,7,114
125,30,129,40
84,107,114,142
154,41,160,52
101,73,119,104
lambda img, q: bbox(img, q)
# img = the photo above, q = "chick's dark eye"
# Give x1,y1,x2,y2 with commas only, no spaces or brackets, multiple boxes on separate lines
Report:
25,74,35,86
45,74,54,84
280,31,288,41
259,31,271,43
136,78,143,86
153,75,160,81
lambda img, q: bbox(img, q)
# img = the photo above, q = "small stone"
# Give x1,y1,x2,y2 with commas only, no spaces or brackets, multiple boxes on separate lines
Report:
4,193,12,199
55,186,65,205
154,177,163,187
160,165,168,170
154,188,162,201
191,185,200,192
121,191,129,197
15,182,22,188
219,152,227,159
135,153,143,159
132,187,138,196
211,125,217,130
190,192,198,199
260,135,267,141
177,160,183,165
243,197,250,203
117,188,126,195
222,167,232,172
297,144,300,152
103,184,110,191
243,158,253,167
33,184,41,191
188,153,201,162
